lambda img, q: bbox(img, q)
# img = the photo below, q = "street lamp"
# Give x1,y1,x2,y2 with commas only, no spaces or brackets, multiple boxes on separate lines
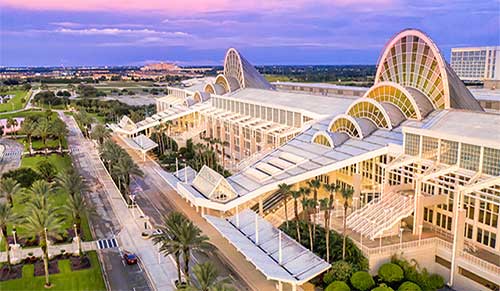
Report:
12,227,17,246
399,227,404,249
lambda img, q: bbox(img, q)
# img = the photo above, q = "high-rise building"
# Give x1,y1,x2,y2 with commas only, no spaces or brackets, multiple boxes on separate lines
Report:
451,46,500,81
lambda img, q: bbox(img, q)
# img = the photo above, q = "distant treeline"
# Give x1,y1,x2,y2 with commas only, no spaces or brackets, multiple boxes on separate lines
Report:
258,65,377,83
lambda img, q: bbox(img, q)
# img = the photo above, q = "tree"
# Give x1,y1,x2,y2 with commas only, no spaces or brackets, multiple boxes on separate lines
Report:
99,139,123,172
2,168,42,188
306,178,321,242
350,271,375,291
277,183,291,229
397,282,421,291
6,118,18,138
0,203,20,270
113,156,143,201
324,261,353,283
25,180,56,210
184,262,234,291
325,281,350,291
291,190,302,243
176,219,210,284
152,212,186,285
20,118,37,155
0,177,21,207
378,263,404,284
62,192,92,256
56,168,87,198
340,187,354,260
90,124,110,145
22,204,63,287
319,197,331,262
51,118,68,153
37,160,57,182
34,118,51,154
74,111,93,138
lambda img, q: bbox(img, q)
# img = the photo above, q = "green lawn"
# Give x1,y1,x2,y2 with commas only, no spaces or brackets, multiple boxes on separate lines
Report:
0,108,56,120
0,90,29,113
20,153,72,170
0,251,106,291
22,138,68,151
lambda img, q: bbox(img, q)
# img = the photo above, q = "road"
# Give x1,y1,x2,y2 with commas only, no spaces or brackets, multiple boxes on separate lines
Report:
62,112,151,291
113,135,275,291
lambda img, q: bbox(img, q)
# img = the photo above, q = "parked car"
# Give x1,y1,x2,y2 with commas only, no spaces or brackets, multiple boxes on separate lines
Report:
123,252,138,265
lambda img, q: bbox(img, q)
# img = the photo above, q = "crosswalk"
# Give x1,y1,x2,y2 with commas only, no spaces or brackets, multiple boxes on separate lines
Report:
97,238,119,249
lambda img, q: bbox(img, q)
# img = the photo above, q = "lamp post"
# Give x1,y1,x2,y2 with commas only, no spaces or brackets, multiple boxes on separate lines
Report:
74,223,81,256
418,225,423,246
399,227,404,250
12,227,17,246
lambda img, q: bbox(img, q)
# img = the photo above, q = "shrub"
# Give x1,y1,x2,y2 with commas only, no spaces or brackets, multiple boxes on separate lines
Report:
350,271,375,291
397,282,421,291
372,284,394,291
3,168,42,187
378,263,404,284
427,274,445,290
325,281,350,291
324,261,353,285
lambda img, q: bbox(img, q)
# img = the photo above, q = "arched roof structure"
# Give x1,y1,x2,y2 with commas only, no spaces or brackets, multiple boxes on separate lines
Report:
328,115,368,139
375,29,483,111
215,74,234,93
312,131,334,148
346,98,395,129
204,83,226,96
223,48,272,90
363,81,433,120
193,91,210,103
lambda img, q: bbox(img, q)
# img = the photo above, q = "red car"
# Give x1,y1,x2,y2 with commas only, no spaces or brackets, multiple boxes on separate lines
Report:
123,252,138,265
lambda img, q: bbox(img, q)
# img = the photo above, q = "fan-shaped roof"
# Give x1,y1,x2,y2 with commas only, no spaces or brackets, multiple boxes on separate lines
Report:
223,48,272,90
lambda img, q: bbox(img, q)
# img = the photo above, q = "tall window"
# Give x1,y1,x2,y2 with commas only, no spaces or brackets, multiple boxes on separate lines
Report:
422,136,439,160
404,133,420,156
483,147,500,176
460,143,481,171
440,139,459,165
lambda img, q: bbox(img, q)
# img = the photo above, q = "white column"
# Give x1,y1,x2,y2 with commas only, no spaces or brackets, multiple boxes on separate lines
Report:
278,281,283,291
255,214,259,245
236,205,240,228
278,231,283,264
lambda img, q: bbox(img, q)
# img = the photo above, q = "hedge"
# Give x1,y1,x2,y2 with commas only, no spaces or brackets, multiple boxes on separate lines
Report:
350,271,375,291
324,261,353,285
397,282,422,291
325,281,350,291
378,263,404,283
372,284,394,291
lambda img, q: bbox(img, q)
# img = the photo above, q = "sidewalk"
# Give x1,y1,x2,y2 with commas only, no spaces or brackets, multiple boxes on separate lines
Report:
63,114,178,291
0,241,96,262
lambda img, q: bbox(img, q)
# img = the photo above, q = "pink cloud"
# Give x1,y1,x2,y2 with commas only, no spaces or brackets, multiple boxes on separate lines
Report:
0,0,395,14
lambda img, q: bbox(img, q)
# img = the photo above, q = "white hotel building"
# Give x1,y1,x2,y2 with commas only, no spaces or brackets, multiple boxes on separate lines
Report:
451,46,500,82
112,29,499,291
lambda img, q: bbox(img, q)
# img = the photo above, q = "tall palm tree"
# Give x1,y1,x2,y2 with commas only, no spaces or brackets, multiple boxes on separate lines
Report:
90,124,111,145
341,187,354,260
301,198,314,251
291,190,302,242
6,118,18,138
56,168,87,198
221,140,229,168
20,118,37,155
0,178,21,207
176,220,210,284
25,180,56,210
152,212,186,285
307,178,321,242
185,262,234,291
319,198,332,262
113,156,144,201
277,183,291,229
0,203,20,270
62,192,92,256
22,205,63,287
99,140,123,171
34,119,51,154
51,118,68,153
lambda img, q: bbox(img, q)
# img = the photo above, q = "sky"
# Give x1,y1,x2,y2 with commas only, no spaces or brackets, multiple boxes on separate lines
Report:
0,0,499,67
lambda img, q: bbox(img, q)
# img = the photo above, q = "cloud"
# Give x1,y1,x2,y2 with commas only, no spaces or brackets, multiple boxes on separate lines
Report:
54,28,190,37
1,0,397,14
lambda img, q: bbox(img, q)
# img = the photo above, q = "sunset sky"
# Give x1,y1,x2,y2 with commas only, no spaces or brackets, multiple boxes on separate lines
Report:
1,0,499,66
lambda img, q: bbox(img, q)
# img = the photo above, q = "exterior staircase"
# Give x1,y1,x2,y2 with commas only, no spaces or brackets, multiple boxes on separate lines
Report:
347,187,414,240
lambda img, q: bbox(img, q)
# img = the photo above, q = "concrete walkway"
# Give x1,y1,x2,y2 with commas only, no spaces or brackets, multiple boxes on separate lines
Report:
0,241,96,263
62,114,178,291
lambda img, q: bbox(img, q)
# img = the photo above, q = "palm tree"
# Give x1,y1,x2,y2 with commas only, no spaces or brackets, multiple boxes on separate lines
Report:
0,178,21,207
319,198,332,262
0,203,20,270
6,118,18,138
113,156,143,201
25,180,56,210
152,212,186,285
34,119,51,154
51,118,68,153
56,168,87,198
90,124,111,145
291,190,301,242
341,187,354,260
20,118,37,155
277,183,291,229
22,205,63,287
62,192,92,256
306,178,321,242
221,140,229,168
177,219,210,284
184,262,234,291
99,140,123,171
